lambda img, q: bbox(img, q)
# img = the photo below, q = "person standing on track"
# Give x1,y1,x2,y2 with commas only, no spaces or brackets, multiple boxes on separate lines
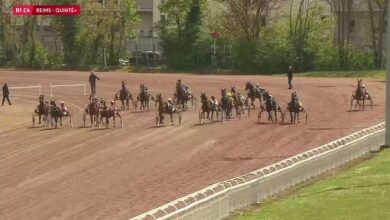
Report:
2,83,11,106
89,72,101,95
287,66,294,89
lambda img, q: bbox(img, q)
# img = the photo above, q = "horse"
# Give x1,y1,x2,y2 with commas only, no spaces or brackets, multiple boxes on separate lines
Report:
286,92,308,124
115,87,133,111
258,92,284,123
245,81,264,108
175,80,192,111
199,92,218,124
136,84,154,112
83,96,100,127
32,95,49,127
351,79,373,111
47,101,73,129
98,104,123,128
220,88,234,119
231,89,250,118
155,94,182,126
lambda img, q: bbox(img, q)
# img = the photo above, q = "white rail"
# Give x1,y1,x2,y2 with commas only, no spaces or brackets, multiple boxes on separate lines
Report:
130,122,385,220
50,82,87,97
9,84,42,95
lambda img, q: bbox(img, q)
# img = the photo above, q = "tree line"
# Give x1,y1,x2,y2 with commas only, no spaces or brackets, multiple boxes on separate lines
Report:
0,0,388,72
0,0,140,69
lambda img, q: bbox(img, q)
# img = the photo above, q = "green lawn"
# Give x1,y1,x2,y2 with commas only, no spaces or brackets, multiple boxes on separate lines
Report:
297,70,386,80
229,149,390,220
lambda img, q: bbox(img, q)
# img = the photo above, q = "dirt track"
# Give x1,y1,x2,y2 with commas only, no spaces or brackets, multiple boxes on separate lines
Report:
0,70,385,220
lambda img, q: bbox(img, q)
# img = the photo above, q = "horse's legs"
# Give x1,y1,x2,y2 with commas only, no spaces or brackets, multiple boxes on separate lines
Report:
170,112,174,125
297,112,300,123
274,110,278,123
113,115,116,128
39,114,42,125
290,111,293,123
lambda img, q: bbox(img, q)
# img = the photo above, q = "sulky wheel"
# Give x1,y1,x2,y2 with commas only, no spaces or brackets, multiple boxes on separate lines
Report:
32,113,36,127
258,111,262,123
178,113,182,126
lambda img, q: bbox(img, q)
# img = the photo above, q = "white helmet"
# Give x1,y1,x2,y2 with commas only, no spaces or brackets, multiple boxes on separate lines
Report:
111,100,115,104
256,83,260,86
60,101,65,104
167,98,173,102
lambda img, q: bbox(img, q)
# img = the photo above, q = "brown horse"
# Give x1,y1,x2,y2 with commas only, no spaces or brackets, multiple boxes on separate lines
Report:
83,96,100,127
351,79,373,111
155,94,182,126
286,92,308,124
98,103,123,128
32,95,49,127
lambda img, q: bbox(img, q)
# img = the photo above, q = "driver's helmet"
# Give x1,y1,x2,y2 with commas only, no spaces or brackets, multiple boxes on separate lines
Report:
362,84,365,88
256,83,260,87
167,98,173,103
60,101,65,105
110,100,115,105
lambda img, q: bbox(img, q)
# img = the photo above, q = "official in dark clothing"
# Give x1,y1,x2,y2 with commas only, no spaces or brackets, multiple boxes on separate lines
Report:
287,66,293,89
89,72,101,95
2,83,11,106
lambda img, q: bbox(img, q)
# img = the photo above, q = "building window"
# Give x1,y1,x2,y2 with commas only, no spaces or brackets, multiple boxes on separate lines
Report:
349,20,355,33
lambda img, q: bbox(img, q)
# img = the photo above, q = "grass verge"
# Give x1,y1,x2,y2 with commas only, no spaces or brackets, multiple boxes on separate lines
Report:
296,70,386,80
228,149,390,220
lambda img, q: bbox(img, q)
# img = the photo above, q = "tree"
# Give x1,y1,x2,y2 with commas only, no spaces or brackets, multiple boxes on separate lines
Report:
157,0,206,69
223,0,279,43
288,0,324,70
367,0,388,68
327,0,353,69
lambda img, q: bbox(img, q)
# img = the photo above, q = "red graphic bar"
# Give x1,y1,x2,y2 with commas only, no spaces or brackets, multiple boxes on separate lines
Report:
13,5,80,16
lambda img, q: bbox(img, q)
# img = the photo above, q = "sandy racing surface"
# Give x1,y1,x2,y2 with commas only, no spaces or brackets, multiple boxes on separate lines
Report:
0,70,385,220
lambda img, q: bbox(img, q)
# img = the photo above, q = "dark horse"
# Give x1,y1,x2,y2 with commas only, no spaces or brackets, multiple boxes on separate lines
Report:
47,100,73,129
98,103,123,128
199,92,218,124
155,94,182,126
32,95,49,127
351,79,373,111
231,88,250,118
115,85,133,111
245,81,264,108
258,91,284,123
286,92,308,124
136,84,154,112
83,96,100,127
175,80,191,111
220,88,234,119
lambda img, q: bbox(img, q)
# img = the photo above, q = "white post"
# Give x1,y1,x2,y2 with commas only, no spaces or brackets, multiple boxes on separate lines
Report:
386,1,390,146
50,82,53,97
